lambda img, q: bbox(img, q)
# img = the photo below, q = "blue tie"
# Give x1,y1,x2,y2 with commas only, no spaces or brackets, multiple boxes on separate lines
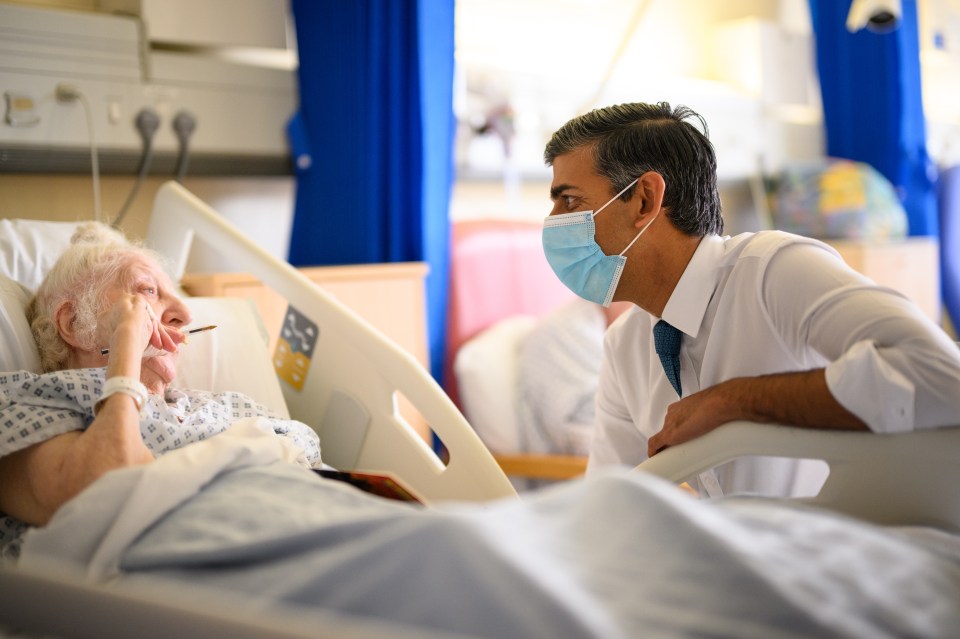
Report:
653,320,682,396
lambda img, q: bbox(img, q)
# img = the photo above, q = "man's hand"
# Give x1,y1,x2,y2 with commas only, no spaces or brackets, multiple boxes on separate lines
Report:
647,379,747,457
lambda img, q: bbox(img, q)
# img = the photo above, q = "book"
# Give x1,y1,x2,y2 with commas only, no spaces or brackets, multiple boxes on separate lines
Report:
313,468,425,504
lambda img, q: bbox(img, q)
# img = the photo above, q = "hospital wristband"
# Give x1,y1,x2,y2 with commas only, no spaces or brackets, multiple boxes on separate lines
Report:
96,376,148,415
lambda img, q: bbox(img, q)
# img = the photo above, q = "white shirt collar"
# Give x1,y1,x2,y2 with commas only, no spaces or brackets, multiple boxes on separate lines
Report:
660,234,726,339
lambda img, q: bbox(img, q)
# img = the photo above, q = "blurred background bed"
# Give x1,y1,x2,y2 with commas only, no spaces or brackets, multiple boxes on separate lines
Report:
445,219,592,484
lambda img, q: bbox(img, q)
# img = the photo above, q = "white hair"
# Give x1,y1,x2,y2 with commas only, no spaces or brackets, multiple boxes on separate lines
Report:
27,222,167,372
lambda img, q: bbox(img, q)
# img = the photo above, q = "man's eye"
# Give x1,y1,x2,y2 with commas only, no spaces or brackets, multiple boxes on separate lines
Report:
563,195,578,209
141,286,157,296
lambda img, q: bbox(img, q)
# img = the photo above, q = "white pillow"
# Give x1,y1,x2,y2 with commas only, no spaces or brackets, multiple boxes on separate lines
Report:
454,316,536,453
0,218,80,374
0,272,41,373
175,297,289,418
0,219,81,291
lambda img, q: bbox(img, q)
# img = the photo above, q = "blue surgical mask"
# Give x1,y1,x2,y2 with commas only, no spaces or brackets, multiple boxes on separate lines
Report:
542,178,655,307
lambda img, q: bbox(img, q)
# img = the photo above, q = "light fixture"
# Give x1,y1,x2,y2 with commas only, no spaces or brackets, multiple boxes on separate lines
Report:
846,0,902,33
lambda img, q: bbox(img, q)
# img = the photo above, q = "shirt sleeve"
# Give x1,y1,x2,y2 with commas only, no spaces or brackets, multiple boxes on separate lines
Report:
762,241,960,432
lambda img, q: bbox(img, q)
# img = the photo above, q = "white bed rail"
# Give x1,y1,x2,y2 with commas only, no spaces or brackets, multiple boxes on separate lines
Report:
0,561,461,639
147,181,516,503
637,421,960,531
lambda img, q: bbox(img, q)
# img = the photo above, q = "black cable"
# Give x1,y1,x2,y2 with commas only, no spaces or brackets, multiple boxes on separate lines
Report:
112,107,160,228
172,110,197,183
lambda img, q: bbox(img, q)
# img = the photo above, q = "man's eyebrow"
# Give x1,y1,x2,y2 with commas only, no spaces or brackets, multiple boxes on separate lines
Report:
550,183,575,200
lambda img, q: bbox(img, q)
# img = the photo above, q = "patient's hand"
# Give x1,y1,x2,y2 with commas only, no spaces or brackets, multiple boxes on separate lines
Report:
104,293,179,358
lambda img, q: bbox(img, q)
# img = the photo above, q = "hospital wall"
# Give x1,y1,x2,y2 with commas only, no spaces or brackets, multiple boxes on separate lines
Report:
2,0,959,269
0,0,815,250
0,0,297,268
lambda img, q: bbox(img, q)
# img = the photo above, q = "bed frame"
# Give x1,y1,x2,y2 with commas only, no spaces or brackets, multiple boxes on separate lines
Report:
0,559,459,639
638,420,960,532
146,181,517,503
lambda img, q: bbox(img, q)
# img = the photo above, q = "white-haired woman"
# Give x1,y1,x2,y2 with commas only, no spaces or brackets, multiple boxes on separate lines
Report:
0,223,321,561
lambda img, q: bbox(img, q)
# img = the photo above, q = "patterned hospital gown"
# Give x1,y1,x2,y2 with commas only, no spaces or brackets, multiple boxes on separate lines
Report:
0,368,322,562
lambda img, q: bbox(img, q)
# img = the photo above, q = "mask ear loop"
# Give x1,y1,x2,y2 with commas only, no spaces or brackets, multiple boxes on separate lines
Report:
592,178,640,218
618,211,658,257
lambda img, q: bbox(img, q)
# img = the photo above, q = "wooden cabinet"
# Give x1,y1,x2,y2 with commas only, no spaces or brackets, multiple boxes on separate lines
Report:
180,262,430,368
827,238,940,322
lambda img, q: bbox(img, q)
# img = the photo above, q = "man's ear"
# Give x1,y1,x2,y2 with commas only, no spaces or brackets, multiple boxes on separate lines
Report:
633,171,666,227
53,301,83,348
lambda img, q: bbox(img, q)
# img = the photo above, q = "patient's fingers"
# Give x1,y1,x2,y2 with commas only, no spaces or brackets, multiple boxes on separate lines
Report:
103,295,186,359
100,294,154,358
142,301,167,353
155,322,182,354
142,301,184,354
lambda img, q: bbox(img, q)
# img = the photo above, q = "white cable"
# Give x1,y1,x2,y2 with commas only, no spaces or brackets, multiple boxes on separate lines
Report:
55,84,102,223
77,93,102,223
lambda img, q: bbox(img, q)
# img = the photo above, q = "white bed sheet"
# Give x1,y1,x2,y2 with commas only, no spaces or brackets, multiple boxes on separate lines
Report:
16,428,960,639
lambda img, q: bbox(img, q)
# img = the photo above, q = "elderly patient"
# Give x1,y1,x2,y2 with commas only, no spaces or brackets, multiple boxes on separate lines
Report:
0,223,320,559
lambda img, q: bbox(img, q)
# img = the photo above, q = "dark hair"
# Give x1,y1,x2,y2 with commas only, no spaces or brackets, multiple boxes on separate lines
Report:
544,102,723,236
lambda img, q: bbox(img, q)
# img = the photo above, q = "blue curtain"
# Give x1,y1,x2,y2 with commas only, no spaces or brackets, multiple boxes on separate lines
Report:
809,0,938,237
939,167,960,327
288,0,456,383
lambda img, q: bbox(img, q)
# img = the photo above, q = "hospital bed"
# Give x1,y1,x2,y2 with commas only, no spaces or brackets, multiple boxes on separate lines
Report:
144,183,517,504
1,181,959,638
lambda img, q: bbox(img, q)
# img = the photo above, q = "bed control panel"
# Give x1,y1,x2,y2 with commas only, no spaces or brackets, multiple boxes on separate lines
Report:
274,305,318,390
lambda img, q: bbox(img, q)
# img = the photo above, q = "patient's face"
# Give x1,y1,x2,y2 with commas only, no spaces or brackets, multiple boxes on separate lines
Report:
93,255,191,389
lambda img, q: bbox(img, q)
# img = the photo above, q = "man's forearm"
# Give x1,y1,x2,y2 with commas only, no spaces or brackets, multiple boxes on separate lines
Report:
648,369,868,457
725,369,868,431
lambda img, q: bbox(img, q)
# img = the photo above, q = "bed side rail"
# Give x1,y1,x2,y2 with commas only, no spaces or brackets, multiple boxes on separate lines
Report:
636,420,960,531
147,181,516,503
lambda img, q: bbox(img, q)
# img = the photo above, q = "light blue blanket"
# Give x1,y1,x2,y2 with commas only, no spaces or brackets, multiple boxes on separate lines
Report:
19,424,960,639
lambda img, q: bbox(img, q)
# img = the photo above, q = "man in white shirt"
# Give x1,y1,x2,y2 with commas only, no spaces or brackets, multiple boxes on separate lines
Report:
541,101,960,496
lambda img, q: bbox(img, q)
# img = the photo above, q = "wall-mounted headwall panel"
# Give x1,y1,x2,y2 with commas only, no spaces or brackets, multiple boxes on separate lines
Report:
0,4,296,175
98,0,289,50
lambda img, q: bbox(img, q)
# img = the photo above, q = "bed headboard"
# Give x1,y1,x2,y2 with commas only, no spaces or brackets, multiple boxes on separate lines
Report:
444,219,575,405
